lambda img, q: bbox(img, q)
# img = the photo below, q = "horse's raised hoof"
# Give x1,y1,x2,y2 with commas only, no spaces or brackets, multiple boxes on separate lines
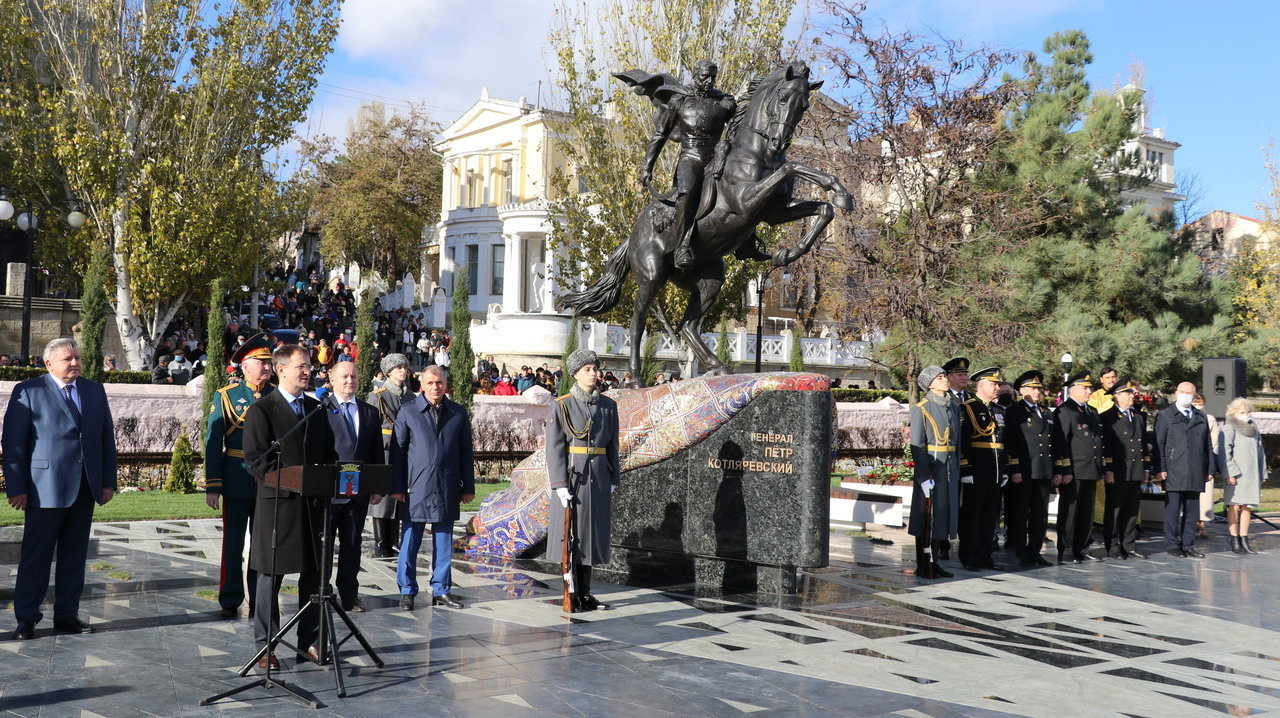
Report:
770,249,790,267
834,192,854,211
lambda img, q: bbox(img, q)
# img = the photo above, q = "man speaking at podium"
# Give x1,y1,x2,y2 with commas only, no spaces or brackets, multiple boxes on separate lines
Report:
243,344,339,669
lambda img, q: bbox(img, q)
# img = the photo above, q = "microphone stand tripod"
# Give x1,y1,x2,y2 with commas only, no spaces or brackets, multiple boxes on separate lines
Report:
202,396,383,708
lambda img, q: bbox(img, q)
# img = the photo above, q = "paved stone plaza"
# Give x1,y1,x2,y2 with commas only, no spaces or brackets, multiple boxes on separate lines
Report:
1,516,1278,717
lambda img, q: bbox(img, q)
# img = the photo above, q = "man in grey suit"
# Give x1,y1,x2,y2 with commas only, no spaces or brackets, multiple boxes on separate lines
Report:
390,365,474,610
324,361,384,612
4,338,117,640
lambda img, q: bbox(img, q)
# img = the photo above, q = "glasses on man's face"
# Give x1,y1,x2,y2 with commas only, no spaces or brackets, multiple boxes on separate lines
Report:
285,364,311,372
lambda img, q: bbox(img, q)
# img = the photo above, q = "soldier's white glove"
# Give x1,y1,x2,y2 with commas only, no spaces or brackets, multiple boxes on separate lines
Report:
921,479,934,498
555,488,572,508
611,485,617,494
961,476,974,484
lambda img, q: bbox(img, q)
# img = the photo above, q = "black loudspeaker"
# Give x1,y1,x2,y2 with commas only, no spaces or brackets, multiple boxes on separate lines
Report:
1202,357,1247,418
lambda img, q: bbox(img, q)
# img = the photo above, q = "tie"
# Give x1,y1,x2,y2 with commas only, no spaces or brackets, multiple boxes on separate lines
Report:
1185,409,1192,420
342,402,357,444
62,385,81,430
293,397,305,418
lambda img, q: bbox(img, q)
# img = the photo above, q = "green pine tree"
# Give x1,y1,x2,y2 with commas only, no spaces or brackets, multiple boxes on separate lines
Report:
79,245,110,382
640,330,660,387
202,279,228,413
450,266,475,415
164,433,197,493
788,329,805,372
715,321,733,368
996,30,1233,385
355,286,376,396
559,318,579,395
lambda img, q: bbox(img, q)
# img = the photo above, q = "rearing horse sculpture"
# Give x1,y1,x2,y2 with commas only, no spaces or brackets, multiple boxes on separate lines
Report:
561,60,852,384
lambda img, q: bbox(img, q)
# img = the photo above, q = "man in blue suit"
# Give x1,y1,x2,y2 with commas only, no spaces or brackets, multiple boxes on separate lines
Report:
4,338,117,640
324,361,384,612
390,365,474,610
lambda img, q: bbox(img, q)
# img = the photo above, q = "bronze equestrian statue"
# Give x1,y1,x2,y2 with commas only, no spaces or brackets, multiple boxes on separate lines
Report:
561,60,852,385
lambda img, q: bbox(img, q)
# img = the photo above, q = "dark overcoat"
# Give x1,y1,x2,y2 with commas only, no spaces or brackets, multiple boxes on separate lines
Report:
1154,405,1213,492
908,393,961,540
390,395,475,524
366,382,406,519
546,392,621,566
1002,400,1055,480
244,390,339,575
1101,407,1151,482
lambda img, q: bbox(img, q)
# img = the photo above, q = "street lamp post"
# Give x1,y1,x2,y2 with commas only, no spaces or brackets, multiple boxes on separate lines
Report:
0,192,85,362
1061,351,1074,403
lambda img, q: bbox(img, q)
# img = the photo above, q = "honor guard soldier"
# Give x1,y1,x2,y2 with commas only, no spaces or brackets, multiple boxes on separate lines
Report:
908,365,961,578
957,366,1007,572
1100,376,1151,559
547,349,621,611
1002,371,1057,566
1054,371,1113,563
204,333,275,618
942,357,970,404
367,353,411,557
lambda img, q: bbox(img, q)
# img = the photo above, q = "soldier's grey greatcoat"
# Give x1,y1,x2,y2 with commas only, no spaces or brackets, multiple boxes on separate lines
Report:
908,392,961,540
366,381,406,520
546,391,621,566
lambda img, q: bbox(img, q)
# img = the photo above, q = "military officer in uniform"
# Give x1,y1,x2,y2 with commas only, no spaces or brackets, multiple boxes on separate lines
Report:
204,333,275,618
1054,372,1113,563
367,353,410,557
547,349,621,611
957,367,1007,572
1002,370,1057,566
942,357,970,404
1101,376,1151,559
908,365,960,578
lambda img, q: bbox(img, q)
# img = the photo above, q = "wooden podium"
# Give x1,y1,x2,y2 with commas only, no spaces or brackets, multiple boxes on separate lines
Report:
263,463,392,497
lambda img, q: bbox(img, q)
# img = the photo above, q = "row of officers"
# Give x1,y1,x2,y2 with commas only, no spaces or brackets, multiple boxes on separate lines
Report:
907,357,1213,579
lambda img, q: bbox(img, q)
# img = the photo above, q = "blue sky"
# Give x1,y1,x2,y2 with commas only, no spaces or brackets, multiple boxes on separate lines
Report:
311,0,1279,219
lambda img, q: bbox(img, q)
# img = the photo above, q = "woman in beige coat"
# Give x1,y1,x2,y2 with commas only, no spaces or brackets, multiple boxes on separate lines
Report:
1219,398,1266,555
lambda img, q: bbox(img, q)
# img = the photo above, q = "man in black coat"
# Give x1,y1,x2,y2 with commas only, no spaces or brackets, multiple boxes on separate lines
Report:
1101,376,1153,559
957,367,1007,572
243,345,339,669
1002,370,1058,567
1054,372,1114,563
324,361,385,613
1155,381,1213,559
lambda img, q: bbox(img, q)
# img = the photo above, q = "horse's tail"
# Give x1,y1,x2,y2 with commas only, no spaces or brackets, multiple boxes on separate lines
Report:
561,234,631,316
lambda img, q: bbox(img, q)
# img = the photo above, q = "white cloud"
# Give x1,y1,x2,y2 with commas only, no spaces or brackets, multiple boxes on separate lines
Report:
337,0,451,63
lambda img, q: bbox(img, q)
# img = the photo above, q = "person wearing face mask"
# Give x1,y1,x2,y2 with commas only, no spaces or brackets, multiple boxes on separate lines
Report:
1154,382,1214,559
1100,376,1153,559
909,365,961,578
1218,398,1264,555
1053,372,1113,563
1002,370,1058,567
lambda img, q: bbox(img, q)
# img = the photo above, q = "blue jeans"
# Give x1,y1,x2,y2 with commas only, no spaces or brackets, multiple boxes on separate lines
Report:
397,521,454,597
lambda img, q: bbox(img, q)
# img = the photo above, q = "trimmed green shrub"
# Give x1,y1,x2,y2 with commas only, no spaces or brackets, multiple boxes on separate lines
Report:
832,388,909,403
164,433,198,493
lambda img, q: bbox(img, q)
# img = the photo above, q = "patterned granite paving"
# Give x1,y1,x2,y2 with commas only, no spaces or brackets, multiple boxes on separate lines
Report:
1,516,1276,717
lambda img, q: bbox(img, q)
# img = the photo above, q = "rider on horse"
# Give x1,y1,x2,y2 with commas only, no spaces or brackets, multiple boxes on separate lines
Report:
638,60,771,271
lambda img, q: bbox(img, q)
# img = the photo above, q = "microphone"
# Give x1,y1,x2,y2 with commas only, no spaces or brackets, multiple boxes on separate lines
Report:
323,391,340,414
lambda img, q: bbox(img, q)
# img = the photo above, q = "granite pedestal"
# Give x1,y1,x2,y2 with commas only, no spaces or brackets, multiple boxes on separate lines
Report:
597,387,832,593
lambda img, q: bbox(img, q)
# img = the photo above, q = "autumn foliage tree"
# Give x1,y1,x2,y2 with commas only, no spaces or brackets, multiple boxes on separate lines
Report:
300,101,443,283
0,0,338,370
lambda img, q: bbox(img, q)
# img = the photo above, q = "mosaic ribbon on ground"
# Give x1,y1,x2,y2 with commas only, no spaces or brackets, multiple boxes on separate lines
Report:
459,372,832,558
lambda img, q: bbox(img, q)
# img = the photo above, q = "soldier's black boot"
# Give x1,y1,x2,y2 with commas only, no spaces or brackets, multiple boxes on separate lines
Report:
576,565,609,611
915,538,935,579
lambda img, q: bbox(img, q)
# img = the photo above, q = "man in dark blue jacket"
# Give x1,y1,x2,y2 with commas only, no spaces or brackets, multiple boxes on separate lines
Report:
1155,381,1213,559
390,365,474,610
4,338,117,640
